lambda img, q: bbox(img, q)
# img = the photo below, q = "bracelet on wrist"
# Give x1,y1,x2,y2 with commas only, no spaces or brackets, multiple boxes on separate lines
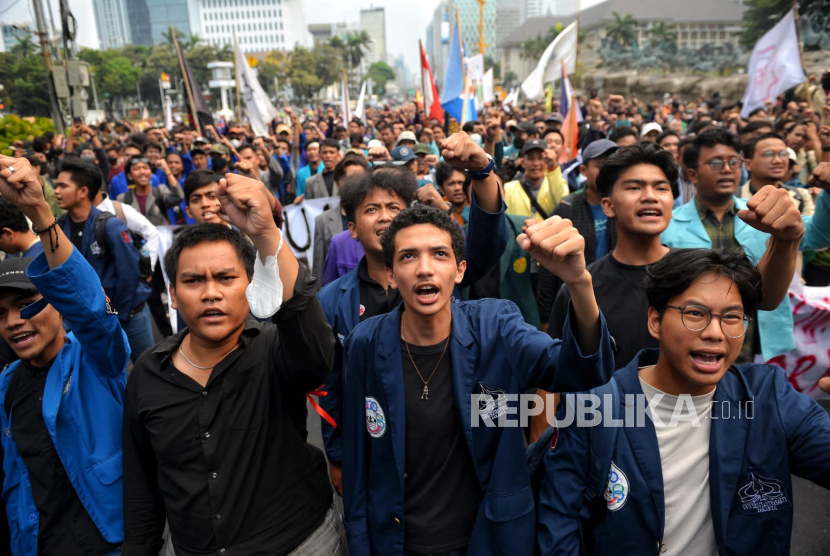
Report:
31,217,60,252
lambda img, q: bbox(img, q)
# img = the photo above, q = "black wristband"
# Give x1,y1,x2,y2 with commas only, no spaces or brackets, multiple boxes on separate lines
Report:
822,147,830,152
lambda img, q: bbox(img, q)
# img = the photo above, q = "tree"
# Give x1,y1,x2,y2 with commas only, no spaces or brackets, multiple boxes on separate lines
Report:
503,71,518,89
741,0,828,49
257,50,292,96
98,56,141,112
520,24,562,61
345,30,372,74
366,61,396,94
184,34,204,52
162,27,186,51
484,54,501,79
10,35,37,57
216,43,234,62
287,47,323,102
605,12,640,48
649,21,677,47
312,43,343,88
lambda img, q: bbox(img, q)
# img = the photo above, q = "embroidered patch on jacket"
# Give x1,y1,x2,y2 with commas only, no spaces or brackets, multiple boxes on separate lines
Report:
103,288,117,315
365,397,386,439
513,257,527,274
738,471,790,514
477,383,508,421
62,375,72,396
121,230,132,244
359,304,365,317
90,241,102,256
604,461,629,511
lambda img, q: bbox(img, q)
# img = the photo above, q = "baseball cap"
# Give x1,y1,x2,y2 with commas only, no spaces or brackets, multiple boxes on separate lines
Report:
367,139,383,149
582,139,619,163
641,122,663,137
390,145,417,163
545,113,565,124
397,131,417,145
413,143,431,156
786,147,798,165
209,144,230,155
0,258,36,292
276,124,291,135
192,136,209,146
516,121,538,136
520,138,547,157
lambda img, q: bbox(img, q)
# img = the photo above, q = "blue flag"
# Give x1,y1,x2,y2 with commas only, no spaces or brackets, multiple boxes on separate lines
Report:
440,16,476,124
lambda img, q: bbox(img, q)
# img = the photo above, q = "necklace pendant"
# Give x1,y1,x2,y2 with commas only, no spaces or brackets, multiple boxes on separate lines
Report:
421,384,429,400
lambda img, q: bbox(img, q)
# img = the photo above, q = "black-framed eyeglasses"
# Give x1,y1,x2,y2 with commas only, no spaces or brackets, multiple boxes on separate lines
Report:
698,157,742,172
664,304,751,339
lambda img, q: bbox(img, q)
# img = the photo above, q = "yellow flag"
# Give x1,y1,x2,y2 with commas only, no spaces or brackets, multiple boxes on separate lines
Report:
545,84,553,114
247,55,258,68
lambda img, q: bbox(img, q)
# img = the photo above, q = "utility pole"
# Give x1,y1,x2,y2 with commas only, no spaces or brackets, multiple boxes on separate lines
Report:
32,0,65,134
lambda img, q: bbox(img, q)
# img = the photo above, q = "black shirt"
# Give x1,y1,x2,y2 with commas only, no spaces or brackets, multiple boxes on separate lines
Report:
68,219,85,251
323,171,336,197
401,337,480,554
5,356,117,556
550,252,663,369
358,257,402,322
122,265,335,556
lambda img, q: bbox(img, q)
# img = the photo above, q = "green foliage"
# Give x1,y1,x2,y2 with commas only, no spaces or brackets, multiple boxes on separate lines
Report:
605,12,640,48
741,0,829,49
484,55,501,79
0,115,55,154
520,26,560,60
366,61,396,94
99,57,141,99
649,22,677,47
503,71,518,88
0,52,51,117
11,35,37,57
287,48,323,101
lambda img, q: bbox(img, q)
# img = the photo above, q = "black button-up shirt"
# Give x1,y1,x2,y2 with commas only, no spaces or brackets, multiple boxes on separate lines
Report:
358,257,401,322
123,265,335,556
5,356,117,555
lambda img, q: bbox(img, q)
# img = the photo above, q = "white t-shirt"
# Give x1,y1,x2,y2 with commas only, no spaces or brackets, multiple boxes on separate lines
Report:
639,377,719,556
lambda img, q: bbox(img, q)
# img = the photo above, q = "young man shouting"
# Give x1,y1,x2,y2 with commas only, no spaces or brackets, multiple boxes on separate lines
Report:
341,204,615,556
536,248,830,556
0,154,130,555
122,175,337,555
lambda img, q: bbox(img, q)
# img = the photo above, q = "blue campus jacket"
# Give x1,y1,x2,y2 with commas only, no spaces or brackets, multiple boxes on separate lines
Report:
660,191,830,360
536,349,830,555
317,190,509,464
0,249,130,555
341,300,614,556
59,206,151,323
108,171,161,198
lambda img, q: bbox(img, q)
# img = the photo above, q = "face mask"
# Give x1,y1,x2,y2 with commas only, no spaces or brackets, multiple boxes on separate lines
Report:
80,154,96,162
230,139,242,149
512,136,525,150
108,157,118,165
210,155,227,172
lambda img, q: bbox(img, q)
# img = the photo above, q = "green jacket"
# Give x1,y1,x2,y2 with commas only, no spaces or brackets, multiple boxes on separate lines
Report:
463,213,540,329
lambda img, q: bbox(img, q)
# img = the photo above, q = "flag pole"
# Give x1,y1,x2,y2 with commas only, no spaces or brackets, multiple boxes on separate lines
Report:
456,8,469,124
793,0,807,70
574,0,581,86
173,27,202,136
233,28,242,123
419,39,427,106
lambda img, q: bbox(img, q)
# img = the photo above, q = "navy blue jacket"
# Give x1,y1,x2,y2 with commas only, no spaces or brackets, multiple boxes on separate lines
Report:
341,300,614,556
59,206,151,322
0,249,130,555
317,190,509,464
537,349,830,556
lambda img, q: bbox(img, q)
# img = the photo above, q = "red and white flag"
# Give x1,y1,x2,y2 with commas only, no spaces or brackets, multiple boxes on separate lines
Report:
420,40,444,125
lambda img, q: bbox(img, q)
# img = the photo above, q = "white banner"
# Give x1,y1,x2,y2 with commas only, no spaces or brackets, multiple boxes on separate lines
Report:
236,48,278,137
465,53,485,81
482,67,495,104
353,81,367,125
740,8,805,119
765,279,830,400
521,21,578,100
281,196,339,266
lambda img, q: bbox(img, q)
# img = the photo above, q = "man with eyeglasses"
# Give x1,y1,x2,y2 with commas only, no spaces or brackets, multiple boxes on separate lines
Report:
662,128,830,363
739,132,814,216
534,248,830,556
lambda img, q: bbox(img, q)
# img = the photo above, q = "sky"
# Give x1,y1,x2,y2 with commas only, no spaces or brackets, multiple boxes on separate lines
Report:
1,0,604,70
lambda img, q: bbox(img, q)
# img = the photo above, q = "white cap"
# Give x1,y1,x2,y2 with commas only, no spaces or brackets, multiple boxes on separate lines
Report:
367,139,383,149
786,147,798,164
641,122,662,137
396,131,417,144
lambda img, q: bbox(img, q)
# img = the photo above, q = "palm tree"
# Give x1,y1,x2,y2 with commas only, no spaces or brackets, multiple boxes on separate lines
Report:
184,33,204,51
520,35,546,60
216,43,234,62
161,28,186,50
11,35,37,57
605,12,639,48
345,30,371,74
649,21,677,47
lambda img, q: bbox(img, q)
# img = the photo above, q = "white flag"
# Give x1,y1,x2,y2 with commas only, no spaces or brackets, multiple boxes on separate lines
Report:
341,74,351,130
503,87,519,111
236,48,277,137
482,68,495,104
465,54,485,81
165,95,173,130
353,82,367,125
740,9,805,118
521,21,578,100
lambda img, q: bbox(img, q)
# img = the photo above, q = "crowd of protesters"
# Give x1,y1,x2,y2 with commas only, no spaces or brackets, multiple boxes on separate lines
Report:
0,69,828,556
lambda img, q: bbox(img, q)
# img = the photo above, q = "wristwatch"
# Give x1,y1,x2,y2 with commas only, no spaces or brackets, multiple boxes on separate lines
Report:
466,154,495,181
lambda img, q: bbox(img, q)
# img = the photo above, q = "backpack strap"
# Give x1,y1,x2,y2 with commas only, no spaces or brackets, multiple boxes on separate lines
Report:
527,422,559,501
518,179,550,220
585,377,620,501
94,211,116,259
111,200,127,224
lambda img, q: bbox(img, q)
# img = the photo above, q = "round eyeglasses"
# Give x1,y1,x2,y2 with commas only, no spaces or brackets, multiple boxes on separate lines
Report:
664,304,751,339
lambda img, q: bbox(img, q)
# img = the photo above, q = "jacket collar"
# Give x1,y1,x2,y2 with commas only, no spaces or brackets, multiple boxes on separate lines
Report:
376,301,474,360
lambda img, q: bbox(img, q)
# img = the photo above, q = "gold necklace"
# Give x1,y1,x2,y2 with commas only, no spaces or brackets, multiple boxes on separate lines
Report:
402,312,450,400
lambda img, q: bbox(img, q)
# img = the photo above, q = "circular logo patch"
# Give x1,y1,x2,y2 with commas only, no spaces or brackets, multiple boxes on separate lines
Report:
513,257,527,274
365,397,386,439
359,304,365,317
604,461,629,511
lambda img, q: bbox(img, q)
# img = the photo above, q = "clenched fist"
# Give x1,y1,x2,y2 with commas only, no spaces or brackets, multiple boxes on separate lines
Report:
439,132,490,174
517,215,588,285
738,185,804,242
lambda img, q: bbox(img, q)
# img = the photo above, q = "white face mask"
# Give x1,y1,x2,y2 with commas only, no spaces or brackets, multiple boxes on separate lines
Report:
230,139,242,149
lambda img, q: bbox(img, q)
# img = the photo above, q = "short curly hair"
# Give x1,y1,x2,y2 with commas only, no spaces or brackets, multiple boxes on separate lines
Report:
381,204,466,269
596,141,678,198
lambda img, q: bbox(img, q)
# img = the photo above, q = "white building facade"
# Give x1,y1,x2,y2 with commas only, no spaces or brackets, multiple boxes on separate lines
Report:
192,0,309,53
93,0,132,49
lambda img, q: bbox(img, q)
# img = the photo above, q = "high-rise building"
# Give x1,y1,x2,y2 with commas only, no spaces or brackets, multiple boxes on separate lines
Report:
496,0,522,50
145,0,192,46
523,0,573,20
93,0,132,49
450,0,497,60
126,0,152,46
427,1,451,87
0,23,33,53
194,0,310,53
360,7,387,66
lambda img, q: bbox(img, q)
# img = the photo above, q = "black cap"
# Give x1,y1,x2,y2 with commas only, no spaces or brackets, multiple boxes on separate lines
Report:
545,113,565,124
516,121,538,136
520,138,547,157
0,258,35,292
581,139,619,163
